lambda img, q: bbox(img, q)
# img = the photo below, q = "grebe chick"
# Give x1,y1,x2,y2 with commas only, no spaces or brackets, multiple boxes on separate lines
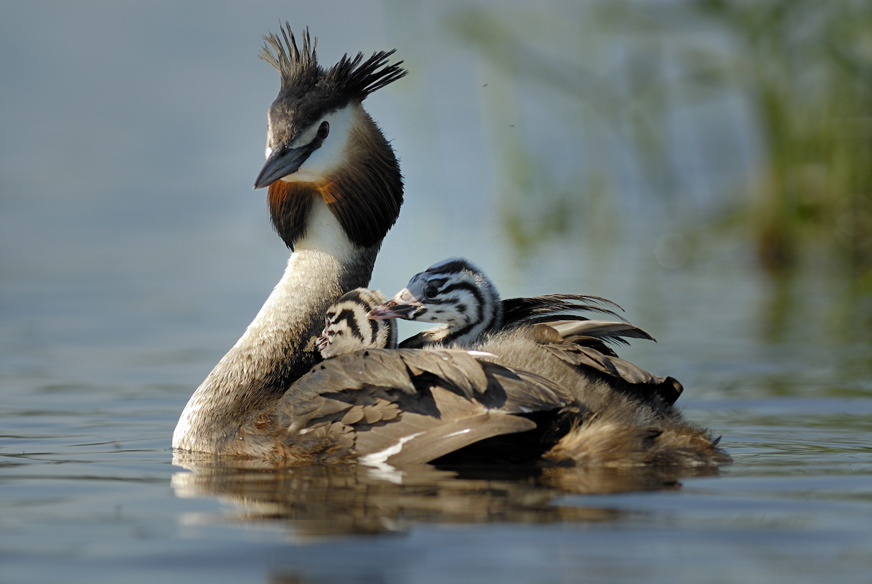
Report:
370,258,636,350
316,288,397,358
369,257,682,405
370,258,501,347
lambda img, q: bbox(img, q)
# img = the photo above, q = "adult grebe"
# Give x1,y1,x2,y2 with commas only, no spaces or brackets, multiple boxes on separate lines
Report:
172,24,729,468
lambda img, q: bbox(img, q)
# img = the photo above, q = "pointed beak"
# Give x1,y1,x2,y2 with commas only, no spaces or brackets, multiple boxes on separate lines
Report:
315,328,331,354
368,297,421,320
253,144,314,189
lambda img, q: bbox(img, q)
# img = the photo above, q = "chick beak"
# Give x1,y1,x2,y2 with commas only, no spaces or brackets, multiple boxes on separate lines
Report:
369,298,421,320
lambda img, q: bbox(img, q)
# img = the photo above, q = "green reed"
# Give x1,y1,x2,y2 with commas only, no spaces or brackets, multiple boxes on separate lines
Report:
448,1,872,271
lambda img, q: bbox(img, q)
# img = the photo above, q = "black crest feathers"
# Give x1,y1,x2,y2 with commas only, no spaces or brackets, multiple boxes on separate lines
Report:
259,23,407,106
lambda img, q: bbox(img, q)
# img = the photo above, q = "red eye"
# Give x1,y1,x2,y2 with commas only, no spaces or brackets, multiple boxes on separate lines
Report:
317,121,330,139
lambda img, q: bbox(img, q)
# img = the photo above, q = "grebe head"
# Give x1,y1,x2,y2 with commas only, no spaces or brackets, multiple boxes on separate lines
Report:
370,258,503,345
254,24,407,250
317,288,397,358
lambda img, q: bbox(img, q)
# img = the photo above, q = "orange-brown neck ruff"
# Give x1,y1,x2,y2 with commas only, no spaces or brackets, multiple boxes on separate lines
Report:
268,181,319,248
322,114,403,249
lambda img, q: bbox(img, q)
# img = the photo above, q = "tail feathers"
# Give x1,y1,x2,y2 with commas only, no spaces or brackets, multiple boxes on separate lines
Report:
545,415,731,467
538,340,683,406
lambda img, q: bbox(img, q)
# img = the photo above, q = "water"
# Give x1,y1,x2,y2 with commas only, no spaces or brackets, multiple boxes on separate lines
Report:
3,3,872,583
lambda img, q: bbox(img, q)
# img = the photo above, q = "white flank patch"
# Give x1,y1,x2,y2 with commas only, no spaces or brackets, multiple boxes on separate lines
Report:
360,432,423,483
466,350,497,358
361,432,423,467
443,428,472,439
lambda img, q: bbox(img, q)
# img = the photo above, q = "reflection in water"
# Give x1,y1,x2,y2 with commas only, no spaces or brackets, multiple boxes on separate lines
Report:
172,453,719,538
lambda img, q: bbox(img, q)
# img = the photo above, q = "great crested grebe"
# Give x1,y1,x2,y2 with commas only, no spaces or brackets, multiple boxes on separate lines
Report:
370,257,503,348
369,257,684,406
316,288,397,358
370,257,626,349
172,24,729,468
317,259,624,355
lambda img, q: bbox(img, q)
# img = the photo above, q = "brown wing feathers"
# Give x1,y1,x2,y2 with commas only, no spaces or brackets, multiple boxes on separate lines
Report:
262,349,571,463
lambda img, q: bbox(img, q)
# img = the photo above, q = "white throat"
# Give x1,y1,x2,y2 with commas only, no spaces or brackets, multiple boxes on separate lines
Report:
296,197,356,261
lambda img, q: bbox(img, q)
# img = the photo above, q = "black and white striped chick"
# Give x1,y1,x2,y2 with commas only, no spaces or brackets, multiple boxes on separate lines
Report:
370,258,634,350
316,288,397,358
370,258,502,348
368,258,682,404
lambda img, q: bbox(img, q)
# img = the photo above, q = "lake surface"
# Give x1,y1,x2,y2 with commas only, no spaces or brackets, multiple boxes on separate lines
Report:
2,3,871,583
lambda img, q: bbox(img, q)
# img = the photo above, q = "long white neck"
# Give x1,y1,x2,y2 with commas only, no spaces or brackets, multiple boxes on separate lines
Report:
172,200,378,452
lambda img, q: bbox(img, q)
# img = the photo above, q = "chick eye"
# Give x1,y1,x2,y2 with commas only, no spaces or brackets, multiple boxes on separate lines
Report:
317,121,330,140
423,284,439,299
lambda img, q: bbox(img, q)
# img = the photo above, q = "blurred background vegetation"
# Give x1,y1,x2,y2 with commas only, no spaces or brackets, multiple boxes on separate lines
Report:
447,0,872,277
